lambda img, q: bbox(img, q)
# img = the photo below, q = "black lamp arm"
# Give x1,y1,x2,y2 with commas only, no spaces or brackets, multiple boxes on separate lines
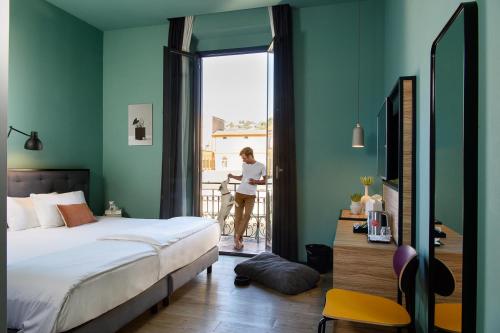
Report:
8,126,31,138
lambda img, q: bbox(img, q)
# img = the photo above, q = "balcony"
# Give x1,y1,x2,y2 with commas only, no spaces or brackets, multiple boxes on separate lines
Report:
201,182,271,254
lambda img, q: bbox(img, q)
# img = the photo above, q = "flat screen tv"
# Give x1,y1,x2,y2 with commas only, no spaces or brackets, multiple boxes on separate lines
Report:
377,98,399,180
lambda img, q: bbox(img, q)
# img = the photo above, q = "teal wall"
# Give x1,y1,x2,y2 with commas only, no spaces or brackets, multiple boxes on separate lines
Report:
8,0,104,212
103,24,166,218
293,0,385,261
477,0,500,331
192,7,271,51
0,0,8,329
384,0,500,331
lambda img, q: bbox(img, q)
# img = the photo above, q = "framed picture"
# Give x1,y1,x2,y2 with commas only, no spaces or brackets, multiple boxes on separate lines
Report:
128,104,153,146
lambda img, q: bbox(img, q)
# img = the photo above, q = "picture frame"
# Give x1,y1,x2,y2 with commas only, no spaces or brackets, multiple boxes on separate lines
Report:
128,104,153,146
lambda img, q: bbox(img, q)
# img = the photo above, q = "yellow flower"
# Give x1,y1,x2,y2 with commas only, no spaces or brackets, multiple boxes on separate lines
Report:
360,176,373,186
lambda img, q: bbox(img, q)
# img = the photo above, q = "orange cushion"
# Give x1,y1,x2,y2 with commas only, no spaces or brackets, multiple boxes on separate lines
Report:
56,203,96,228
323,288,411,327
435,303,462,332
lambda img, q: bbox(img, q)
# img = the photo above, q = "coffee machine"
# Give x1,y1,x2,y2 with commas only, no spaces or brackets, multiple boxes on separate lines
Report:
367,211,392,243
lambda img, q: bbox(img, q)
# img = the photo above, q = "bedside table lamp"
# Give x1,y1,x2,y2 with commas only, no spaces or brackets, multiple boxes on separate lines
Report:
8,126,43,150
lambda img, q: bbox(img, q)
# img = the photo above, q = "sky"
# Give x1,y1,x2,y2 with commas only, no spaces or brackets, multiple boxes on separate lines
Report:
202,52,270,147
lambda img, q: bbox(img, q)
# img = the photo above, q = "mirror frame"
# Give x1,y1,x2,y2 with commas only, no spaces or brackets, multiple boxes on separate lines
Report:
429,2,478,333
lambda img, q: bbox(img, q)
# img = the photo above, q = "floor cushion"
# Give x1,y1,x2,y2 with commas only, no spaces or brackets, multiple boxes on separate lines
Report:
234,252,320,295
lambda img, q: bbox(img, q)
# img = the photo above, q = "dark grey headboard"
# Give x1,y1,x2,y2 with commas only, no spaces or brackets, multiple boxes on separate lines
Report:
7,169,90,201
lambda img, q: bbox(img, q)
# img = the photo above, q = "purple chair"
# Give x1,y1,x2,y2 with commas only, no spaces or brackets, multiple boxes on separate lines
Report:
318,245,418,333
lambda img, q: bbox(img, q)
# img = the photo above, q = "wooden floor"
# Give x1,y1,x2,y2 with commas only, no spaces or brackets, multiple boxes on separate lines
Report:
119,255,332,333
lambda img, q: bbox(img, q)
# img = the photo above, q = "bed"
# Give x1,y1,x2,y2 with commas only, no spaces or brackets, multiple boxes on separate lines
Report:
6,169,220,333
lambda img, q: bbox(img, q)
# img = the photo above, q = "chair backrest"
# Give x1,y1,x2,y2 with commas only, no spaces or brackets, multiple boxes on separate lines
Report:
393,245,419,294
432,257,456,296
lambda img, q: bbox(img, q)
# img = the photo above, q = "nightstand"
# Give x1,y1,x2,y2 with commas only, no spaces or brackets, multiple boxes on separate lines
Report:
104,209,122,217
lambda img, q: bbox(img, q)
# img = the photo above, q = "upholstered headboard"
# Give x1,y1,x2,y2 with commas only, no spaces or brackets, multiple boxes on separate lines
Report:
7,169,90,202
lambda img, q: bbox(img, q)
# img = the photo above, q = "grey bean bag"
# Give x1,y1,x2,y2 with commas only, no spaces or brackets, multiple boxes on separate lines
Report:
234,252,320,295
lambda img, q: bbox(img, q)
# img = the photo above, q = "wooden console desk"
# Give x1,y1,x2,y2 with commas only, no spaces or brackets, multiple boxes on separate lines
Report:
331,220,400,332
435,225,463,303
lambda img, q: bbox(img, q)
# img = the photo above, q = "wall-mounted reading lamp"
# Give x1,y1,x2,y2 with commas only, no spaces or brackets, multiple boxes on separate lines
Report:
8,126,43,150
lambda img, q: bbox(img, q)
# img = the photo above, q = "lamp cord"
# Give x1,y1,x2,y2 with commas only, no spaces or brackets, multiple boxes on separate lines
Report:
357,0,361,124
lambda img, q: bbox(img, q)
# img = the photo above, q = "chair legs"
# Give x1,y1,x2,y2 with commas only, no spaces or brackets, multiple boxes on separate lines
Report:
317,317,332,333
317,318,326,333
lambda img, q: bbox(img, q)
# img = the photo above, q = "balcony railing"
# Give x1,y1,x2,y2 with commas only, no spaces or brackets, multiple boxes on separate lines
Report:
201,182,271,242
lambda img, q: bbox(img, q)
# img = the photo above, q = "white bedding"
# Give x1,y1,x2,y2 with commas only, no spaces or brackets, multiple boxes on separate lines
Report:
8,216,172,264
7,216,220,333
8,241,158,333
97,216,221,278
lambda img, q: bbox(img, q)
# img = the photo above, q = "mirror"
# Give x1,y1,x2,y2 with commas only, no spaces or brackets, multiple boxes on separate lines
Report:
429,2,478,333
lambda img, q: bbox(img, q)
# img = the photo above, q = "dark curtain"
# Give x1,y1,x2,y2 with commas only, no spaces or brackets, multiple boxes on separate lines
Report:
160,18,185,219
270,4,298,261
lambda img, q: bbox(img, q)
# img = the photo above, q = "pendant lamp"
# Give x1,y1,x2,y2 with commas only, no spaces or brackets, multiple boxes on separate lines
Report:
352,0,365,148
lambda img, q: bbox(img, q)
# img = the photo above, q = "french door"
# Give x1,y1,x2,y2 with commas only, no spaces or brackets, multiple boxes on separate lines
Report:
265,42,274,251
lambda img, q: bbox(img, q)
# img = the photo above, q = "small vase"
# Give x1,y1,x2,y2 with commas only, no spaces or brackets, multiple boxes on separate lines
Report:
360,185,371,212
350,201,361,215
135,127,146,140
108,201,118,212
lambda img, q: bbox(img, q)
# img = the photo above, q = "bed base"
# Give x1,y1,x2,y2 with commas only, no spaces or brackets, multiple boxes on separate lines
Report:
8,246,218,333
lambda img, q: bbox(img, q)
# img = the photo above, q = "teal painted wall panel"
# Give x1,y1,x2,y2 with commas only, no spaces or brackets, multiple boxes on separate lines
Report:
293,1,385,261
0,0,8,329
384,0,500,331
192,7,271,51
8,0,103,212
103,24,167,218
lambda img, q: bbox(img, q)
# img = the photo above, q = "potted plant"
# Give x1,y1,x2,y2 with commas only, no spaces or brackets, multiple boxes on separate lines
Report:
360,176,374,210
350,193,362,214
132,118,145,140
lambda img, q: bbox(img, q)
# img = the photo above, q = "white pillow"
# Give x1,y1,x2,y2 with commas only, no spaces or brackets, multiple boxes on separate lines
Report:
31,191,87,228
7,197,40,231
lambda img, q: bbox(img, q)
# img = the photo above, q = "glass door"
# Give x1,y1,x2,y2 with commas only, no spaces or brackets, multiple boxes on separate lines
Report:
265,42,274,251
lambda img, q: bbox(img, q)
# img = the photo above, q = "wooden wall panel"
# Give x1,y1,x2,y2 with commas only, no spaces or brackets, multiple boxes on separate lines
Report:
400,79,415,246
435,225,463,304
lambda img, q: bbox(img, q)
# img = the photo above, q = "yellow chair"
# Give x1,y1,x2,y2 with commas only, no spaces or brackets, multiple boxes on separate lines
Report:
318,245,418,333
433,257,461,332
435,303,462,332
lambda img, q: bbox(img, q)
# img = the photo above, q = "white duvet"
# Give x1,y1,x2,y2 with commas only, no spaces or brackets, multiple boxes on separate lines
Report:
99,216,217,248
7,216,219,333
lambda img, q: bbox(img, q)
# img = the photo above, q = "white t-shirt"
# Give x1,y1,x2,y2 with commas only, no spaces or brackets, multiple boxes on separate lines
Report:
236,161,266,196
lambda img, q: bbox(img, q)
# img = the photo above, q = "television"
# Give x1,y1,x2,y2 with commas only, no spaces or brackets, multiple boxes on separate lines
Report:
377,98,399,180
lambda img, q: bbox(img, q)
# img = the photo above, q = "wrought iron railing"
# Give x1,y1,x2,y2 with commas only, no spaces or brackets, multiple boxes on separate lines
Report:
201,182,271,241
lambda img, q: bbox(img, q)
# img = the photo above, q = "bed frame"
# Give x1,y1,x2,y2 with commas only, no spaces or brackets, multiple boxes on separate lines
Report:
7,169,218,333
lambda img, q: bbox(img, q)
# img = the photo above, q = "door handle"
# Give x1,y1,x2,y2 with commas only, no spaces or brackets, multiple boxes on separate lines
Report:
275,165,284,179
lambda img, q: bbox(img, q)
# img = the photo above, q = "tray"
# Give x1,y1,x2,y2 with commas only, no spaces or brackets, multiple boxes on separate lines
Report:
339,209,367,221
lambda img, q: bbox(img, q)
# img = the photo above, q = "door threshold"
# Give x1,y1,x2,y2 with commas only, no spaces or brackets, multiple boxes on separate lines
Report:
219,251,257,258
